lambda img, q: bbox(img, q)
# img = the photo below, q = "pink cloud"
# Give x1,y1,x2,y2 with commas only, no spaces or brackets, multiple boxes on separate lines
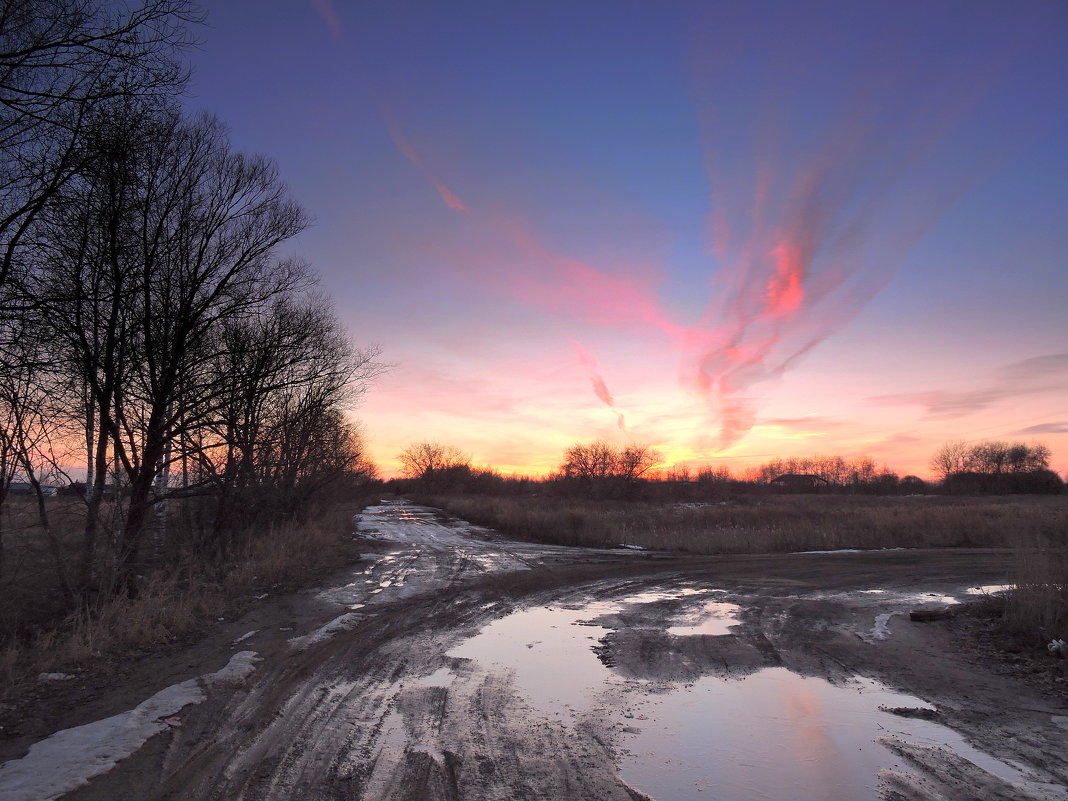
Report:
309,0,342,41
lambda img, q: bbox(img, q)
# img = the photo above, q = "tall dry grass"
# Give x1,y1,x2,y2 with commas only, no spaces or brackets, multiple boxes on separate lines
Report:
0,502,366,690
427,494,1068,555
428,492,1068,639
1004,539,1068,637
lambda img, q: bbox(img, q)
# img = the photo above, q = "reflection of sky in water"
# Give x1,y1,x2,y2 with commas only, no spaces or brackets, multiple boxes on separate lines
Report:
620,668,1040,801
448,589,725,715
446,592,1047,801
446,603,618,716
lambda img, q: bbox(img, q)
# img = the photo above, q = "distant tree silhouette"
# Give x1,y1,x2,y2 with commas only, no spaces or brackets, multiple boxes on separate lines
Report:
398,441,471,480
932,440,1057,494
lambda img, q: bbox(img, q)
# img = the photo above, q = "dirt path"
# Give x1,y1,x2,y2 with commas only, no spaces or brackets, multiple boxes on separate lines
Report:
1,500,1065,801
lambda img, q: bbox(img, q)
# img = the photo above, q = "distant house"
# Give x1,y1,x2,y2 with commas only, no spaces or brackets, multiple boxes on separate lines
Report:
769,473,830,491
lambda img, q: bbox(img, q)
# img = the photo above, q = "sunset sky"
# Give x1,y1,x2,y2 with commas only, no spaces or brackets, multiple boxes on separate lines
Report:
187,1,1068,479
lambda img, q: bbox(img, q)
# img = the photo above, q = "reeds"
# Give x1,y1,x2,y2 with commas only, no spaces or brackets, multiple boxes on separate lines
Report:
429,493,1068,639
427,494,1067,554
1004,538,1068,637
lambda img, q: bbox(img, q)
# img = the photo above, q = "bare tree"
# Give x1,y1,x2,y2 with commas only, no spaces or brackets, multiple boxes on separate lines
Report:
561,441,661,481
0,0,198,309
37,109,314,588
195,295,383,537
930,441,971,481
398,441,471,479
0,0,198,592
931,440,1051,481
616,444,662,480
561,440,616,479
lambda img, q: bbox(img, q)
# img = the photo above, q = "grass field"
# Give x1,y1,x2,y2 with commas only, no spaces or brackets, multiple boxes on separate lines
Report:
427,492,1068,634
426,493,1067,553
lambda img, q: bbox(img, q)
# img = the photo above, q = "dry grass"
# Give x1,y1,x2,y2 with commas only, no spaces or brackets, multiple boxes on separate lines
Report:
427,493,1068,554
431,492,1068,639
0,500,367,691
1004,540,1068,637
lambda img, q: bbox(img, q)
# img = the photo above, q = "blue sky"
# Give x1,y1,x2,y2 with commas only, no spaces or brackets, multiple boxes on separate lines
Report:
185,0,1068,476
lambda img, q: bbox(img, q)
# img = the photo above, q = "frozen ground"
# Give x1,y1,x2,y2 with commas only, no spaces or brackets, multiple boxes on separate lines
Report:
1,501,1065,801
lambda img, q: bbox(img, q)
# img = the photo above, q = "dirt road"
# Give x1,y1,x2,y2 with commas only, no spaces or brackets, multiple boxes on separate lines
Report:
2,501,1065,801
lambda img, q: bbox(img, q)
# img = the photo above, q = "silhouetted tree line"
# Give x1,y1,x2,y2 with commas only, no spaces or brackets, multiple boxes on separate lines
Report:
0,2,381,598
744,455,908,494
930,440,1062,495
391,439,1063,501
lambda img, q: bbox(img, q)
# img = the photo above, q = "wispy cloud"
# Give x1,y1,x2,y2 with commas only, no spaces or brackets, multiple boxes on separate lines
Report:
759,415,849,430
869,353,1068,418
309,0,342,41
573,342,626,430
1013,422,1068,436
384,112,467,212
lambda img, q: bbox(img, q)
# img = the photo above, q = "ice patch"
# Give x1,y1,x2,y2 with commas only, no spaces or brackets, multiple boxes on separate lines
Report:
0,652,260,801
965,584,1013,595
866,613,894,642
288,613,363,652
792,548,907,555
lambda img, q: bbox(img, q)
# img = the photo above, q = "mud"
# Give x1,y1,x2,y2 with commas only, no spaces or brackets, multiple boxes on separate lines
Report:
1,500,1065,801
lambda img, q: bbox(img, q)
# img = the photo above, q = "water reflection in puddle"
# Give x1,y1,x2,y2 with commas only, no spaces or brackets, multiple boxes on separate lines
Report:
447,590,1044,801
619,668,1031,801
446,603,617,715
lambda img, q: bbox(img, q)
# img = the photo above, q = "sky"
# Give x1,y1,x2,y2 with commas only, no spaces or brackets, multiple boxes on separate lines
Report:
185,0,1068,479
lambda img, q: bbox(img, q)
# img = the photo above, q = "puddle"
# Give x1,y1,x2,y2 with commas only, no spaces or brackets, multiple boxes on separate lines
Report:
446,603,617,715
445,588,730,715
447,591,1050,801
667,602,740,636
618,668,1043,801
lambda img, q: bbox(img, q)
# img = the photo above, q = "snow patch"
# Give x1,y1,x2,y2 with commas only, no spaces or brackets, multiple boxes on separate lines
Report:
965,584,1013,595
287,613,363,652
792,547,907,555
0,651,260,801
232,630,258,644
868,613,894,641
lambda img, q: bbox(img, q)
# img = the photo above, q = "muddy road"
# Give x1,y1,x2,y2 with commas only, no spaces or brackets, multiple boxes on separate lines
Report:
2,500,1066,801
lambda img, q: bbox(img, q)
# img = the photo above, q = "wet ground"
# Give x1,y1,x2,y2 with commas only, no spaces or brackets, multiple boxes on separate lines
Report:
1,500,1066,801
